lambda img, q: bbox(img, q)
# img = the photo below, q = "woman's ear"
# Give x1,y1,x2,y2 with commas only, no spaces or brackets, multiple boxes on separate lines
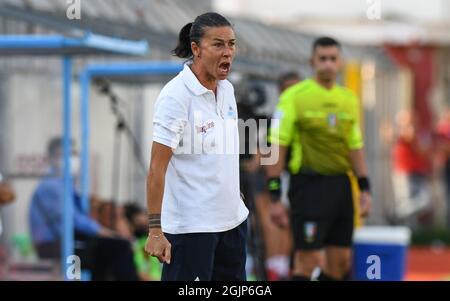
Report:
191,41,200,58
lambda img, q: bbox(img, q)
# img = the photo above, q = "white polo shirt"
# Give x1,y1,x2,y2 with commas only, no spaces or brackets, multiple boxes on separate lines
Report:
152,63,249,234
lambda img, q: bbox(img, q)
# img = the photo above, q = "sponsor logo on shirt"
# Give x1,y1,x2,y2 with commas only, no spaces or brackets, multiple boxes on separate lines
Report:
196,121,215,134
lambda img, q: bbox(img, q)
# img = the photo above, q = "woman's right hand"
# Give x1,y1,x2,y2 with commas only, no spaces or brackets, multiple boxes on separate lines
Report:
145,229,171,264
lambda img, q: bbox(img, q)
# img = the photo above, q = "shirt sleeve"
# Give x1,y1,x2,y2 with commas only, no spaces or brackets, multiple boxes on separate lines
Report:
152,95,188,149
33,182,64,239
268,93,297,147
347,94,364,150
73,195,101,236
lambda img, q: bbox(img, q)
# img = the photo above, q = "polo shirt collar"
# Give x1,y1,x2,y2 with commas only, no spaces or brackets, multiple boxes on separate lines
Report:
181,63,208,96
181,63,226,96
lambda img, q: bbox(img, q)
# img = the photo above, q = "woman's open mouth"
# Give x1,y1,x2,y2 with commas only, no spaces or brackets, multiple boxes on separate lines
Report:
219,62,231,74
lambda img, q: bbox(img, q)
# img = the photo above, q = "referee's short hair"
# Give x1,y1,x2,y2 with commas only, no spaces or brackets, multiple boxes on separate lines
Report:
312,36,341,53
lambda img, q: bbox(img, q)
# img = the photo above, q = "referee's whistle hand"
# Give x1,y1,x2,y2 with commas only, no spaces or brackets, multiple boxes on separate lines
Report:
145,229,172,264
270,202,289,229
360,191,372,218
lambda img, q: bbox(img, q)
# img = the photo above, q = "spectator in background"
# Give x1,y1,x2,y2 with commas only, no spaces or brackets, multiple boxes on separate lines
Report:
435,108,450,228
277,72,301,94
0,172,16,236
29,137,138,280
392,111,433,224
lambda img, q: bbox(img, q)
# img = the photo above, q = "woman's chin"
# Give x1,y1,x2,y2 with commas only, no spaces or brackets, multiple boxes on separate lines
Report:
216,71,229,80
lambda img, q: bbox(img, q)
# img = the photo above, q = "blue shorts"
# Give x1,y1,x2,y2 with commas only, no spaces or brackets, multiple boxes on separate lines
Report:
161,220,248,281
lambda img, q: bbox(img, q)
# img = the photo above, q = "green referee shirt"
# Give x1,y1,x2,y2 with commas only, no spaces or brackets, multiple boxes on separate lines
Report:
269,78,364,175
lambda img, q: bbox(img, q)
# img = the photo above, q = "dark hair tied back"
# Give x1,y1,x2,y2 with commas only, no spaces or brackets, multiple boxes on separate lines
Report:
172,12,232,59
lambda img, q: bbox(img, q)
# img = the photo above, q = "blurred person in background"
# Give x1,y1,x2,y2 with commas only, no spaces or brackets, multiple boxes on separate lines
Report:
237,93,271,280
434,108,450,228
124,203,162,281
0,172,16,236
392,111,433,224
253,71,300,280
28,137,138,280
267,37,372,281
278,72,301,93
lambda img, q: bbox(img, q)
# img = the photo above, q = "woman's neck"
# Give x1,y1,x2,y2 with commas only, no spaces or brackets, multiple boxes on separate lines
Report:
190,63,218,94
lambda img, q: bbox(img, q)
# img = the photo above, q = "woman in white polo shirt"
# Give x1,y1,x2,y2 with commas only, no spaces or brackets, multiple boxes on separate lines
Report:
144,12,249,281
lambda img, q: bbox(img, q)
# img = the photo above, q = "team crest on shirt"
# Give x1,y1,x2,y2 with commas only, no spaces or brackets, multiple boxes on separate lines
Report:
327,113,337,127
304,221,317,243
227,105,236,119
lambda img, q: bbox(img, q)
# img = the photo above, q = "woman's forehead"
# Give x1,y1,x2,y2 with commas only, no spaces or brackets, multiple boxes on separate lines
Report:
202,26,235,40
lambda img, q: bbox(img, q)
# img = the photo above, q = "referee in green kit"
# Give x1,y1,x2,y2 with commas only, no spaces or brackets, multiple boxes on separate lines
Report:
266,37,372,281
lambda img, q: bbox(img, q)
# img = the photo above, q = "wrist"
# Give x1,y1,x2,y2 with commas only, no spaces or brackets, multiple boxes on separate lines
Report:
267,177,282,203
148,213,161,229
148,229,163,237
148,230,164,241
357,176,371,193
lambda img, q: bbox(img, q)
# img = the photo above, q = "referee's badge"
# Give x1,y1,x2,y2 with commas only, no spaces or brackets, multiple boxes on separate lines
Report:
327,113,337,127
304,221,317,243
